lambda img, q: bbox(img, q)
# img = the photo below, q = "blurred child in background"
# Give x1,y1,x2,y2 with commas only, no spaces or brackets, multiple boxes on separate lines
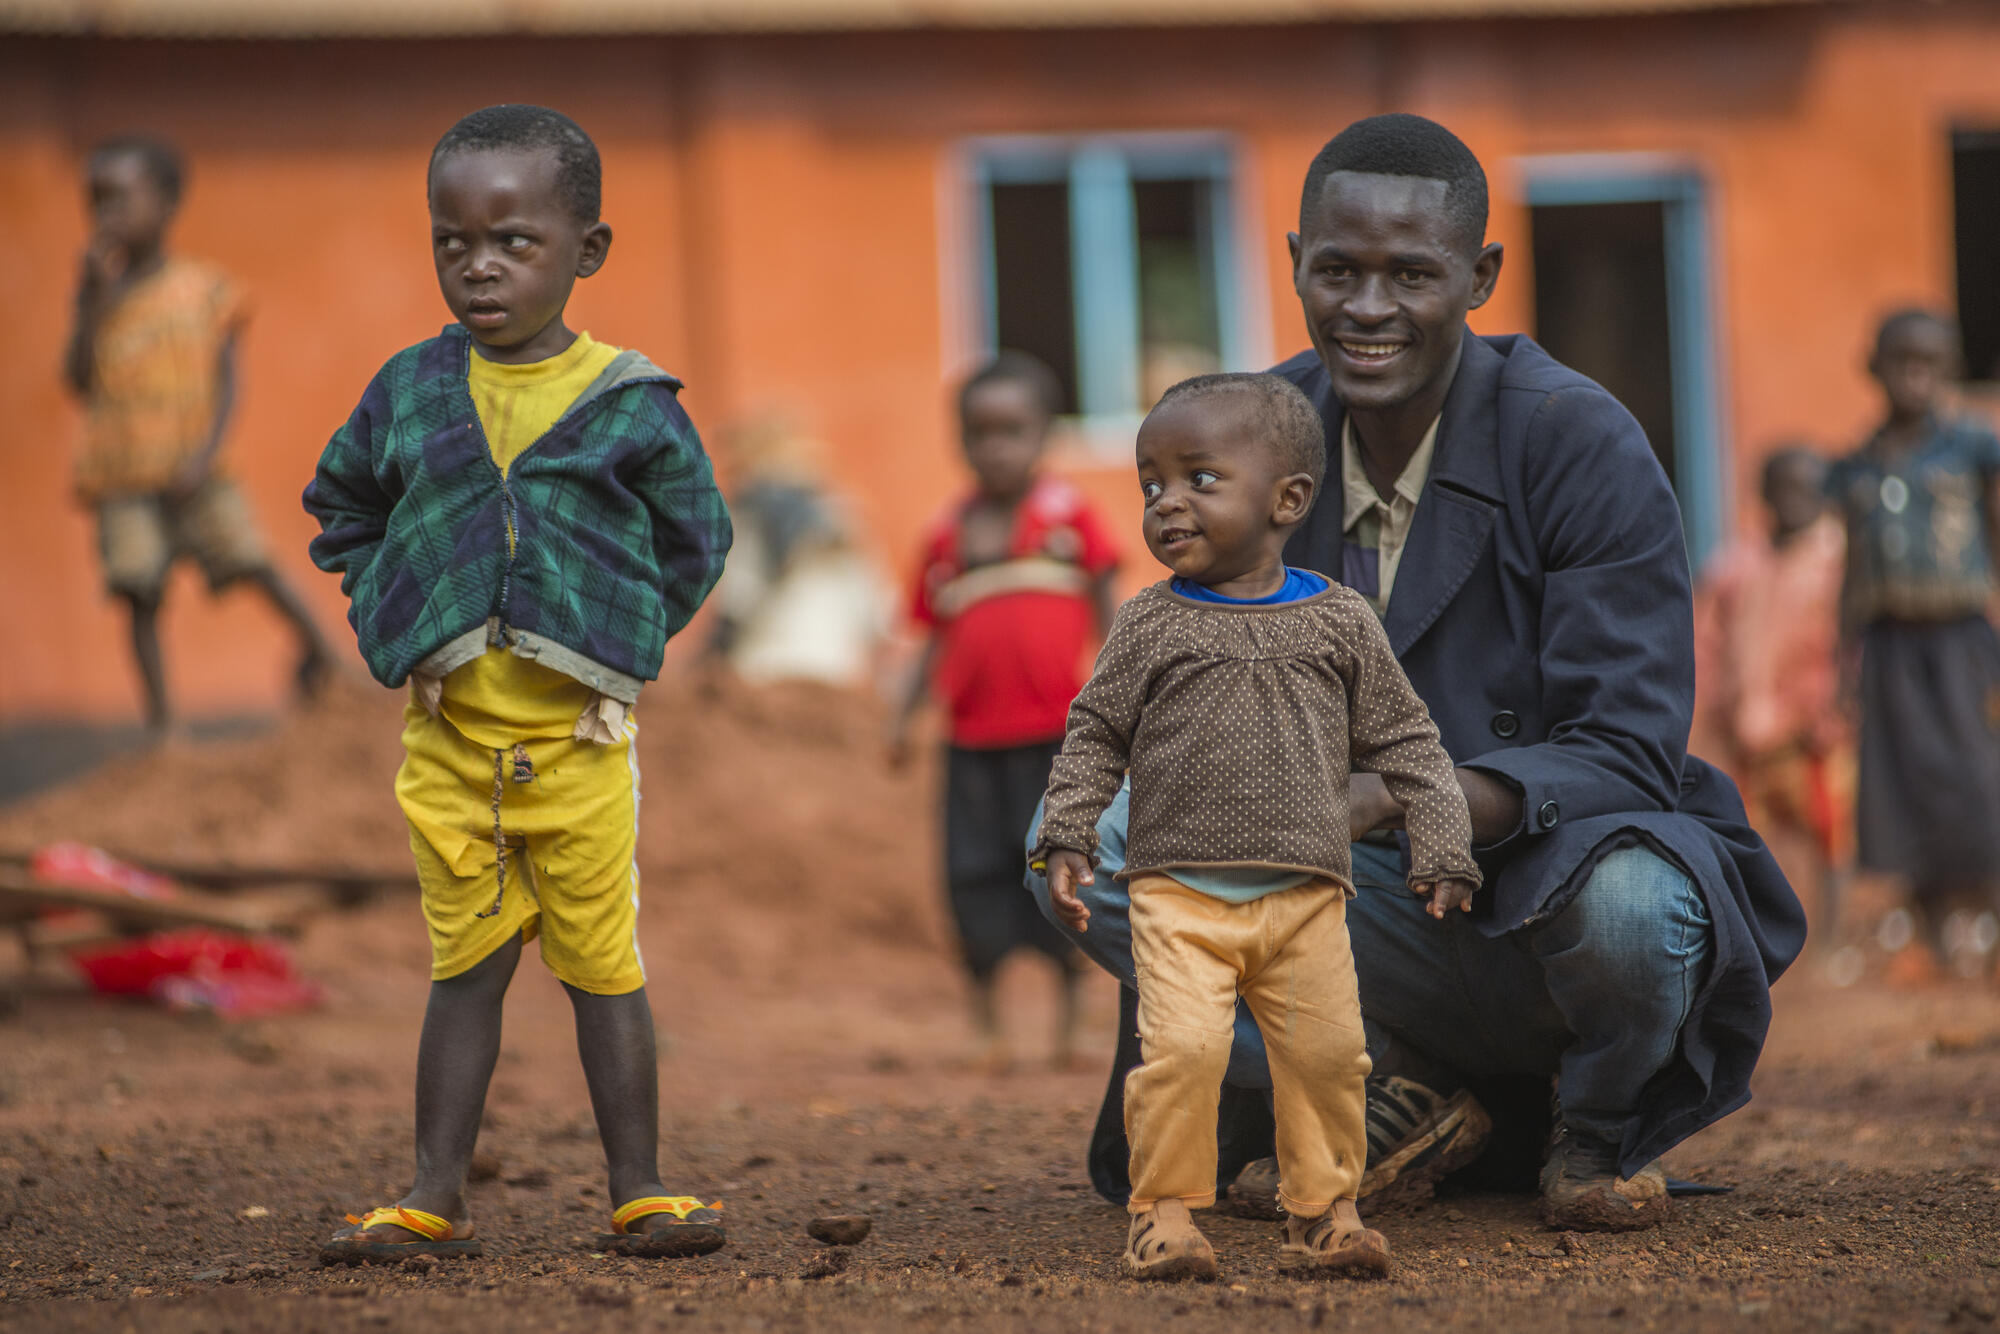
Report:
890,352,1119,1072
703,411,888,687
64,134,330,735
1696,446,1851,935
1827,309,2000,980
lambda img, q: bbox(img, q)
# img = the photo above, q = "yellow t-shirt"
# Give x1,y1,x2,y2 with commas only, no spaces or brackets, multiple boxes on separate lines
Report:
468,331,619,477
437,332,623,747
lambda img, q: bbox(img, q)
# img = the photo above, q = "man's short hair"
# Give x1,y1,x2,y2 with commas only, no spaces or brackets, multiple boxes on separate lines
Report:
1154,372,1326,491
429,104,602,224
1300,113,1488,256
90,134,185,207
959,350,1064,423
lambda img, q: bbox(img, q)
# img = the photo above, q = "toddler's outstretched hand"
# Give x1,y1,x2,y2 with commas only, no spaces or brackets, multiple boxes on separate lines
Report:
1416,878,1478,920
1042,849,1095,932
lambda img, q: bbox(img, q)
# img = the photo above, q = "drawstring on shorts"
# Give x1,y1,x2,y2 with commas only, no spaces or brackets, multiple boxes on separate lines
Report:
476,743,537,920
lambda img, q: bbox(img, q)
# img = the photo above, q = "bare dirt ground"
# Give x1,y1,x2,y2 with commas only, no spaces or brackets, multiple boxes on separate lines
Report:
2,680,1998,1333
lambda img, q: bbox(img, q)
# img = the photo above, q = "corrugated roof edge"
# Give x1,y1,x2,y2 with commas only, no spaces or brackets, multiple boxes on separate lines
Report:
0,0,1825,39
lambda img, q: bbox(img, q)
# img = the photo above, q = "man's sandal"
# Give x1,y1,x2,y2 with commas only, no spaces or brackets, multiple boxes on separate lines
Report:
595,1195,727,1258
1280,1210,1393,1279
320,1206,482,1265
1124,1199,1218,1281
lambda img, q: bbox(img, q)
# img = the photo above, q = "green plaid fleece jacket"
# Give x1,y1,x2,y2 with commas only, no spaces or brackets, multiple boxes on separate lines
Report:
303,326,732,700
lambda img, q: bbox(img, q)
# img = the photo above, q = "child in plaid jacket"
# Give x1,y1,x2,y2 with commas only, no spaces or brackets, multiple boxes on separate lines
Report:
305,104,732,1266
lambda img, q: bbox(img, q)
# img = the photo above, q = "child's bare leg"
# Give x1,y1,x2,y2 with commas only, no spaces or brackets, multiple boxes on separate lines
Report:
123,593,169,733
239,567,332,696
967,971,1011,1074
1052,954,1084,1071
566,982,671,1225
334,934,520,1242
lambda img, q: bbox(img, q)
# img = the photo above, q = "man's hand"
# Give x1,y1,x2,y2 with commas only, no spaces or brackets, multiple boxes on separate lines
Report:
1043,849,1094,932
1349,772,1402,839
1414,877,1478,919
1352,770,1525,846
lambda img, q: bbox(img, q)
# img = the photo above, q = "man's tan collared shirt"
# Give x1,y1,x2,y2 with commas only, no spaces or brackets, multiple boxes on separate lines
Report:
1340,416,1440,616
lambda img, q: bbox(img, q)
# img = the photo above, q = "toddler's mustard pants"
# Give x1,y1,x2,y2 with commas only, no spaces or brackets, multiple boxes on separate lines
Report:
1124,873,1371,1218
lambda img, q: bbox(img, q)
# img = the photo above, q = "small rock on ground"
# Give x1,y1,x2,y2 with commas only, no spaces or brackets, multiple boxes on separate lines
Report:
807,1214,872,1246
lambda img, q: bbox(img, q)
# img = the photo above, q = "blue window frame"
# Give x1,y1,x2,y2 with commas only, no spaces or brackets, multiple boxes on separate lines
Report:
967,134,1253,426
1521,156,1726,572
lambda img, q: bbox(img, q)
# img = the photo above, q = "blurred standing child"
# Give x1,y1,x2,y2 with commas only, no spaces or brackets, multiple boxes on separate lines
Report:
889,352,1118,1073
1036,374,1480,1280
63,134,330,734
304,105,733,1264
1827,309,2000,976
1696,447,1851,928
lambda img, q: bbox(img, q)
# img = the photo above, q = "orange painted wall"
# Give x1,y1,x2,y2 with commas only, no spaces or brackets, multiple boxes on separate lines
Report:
5,4,2000,723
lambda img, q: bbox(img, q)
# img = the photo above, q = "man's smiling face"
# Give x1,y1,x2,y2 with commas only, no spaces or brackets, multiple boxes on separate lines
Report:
1289,171,1501,416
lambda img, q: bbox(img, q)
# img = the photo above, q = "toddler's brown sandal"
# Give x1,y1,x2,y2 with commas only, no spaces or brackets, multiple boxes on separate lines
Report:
1281,1209,1392,1279
1124,1198,1218,1281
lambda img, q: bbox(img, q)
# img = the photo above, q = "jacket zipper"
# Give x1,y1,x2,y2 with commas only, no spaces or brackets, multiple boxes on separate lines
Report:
457,338,677,639
496,463,518,633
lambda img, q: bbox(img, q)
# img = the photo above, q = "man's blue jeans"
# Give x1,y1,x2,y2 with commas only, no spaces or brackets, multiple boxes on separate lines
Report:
1027,787,1713,1146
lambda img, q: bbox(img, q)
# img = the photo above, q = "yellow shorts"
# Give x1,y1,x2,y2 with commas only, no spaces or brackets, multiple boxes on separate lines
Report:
395,700,646,995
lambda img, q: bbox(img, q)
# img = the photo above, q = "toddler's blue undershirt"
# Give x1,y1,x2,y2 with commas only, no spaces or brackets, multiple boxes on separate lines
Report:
1171,566,1329,606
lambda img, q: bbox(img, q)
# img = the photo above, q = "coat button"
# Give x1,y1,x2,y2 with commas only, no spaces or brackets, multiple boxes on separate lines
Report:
1538,800,1560,829
1491,710,1520,739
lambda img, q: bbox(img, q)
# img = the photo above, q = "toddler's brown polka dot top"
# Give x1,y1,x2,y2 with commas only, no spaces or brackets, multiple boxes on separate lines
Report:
1035,580,1481,894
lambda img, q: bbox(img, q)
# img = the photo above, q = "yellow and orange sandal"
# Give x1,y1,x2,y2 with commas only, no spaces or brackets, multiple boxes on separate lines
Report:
596,1195,726,1258
320,1206,483,1265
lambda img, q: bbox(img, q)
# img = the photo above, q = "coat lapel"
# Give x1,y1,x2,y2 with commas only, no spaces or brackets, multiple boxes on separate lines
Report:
1380,331,1505,656
1283,331,1507,657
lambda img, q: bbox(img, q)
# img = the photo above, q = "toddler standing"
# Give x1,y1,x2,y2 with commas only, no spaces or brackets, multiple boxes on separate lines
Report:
1037,373,1479,1279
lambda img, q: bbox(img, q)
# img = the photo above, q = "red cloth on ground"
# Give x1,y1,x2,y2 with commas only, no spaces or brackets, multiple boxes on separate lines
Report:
910,476,1119,748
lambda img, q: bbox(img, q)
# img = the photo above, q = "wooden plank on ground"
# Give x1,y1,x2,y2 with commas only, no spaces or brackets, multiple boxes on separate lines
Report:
0,869,285,935
0,850,414,897
105,858,413,894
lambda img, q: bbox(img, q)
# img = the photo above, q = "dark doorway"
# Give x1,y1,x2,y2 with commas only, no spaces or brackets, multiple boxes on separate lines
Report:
988,180,1079,415
1530,200,1678,486
1952,129,2000,385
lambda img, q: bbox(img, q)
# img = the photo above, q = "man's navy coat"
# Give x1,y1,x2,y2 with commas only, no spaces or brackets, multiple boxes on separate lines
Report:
1278,330,1807,1173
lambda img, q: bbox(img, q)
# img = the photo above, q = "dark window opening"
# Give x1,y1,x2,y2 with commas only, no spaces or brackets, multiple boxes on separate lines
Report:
1134,177,1222,407
1531,200,1678,488
978,143,1239,421
1953,129,2000,384
988,180,1078,415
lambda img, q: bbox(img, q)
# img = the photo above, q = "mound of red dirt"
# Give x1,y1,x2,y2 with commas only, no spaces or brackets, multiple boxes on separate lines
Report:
0,672,942,955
